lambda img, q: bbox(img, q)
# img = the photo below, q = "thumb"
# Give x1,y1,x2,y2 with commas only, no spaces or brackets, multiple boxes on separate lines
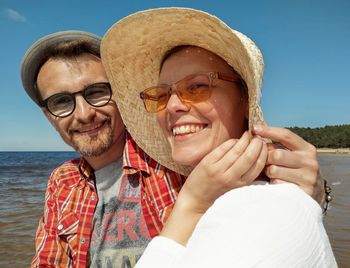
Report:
270,178,285,184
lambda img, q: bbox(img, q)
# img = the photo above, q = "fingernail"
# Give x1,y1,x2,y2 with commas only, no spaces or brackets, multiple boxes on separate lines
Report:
253,124,263,133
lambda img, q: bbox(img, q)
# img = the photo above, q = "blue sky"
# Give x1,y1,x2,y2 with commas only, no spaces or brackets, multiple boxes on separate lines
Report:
0,0,349,151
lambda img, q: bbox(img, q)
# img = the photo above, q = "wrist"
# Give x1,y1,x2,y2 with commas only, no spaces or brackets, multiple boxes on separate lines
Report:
160,193,206,246
322,179,333,215
176,187,213,214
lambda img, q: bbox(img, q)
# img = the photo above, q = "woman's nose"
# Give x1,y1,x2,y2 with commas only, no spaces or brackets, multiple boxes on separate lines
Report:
165,91,191,114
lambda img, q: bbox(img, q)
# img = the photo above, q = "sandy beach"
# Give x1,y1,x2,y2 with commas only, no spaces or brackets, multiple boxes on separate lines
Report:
317,148,350,154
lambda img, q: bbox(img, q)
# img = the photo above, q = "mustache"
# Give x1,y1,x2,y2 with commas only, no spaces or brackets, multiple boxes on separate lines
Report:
68,116,112,135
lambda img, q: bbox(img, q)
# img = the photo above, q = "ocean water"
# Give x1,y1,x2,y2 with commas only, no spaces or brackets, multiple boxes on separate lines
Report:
319,154,350,268
0,152,349,267
0,151,78,268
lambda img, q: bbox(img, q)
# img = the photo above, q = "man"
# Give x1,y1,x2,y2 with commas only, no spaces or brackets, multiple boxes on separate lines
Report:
21,30,185,268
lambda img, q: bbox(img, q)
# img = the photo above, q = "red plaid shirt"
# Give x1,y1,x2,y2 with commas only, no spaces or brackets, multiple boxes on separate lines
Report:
31,134,185,267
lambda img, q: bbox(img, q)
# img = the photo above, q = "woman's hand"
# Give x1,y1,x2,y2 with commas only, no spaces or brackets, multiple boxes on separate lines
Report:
180,131,268,213
252,124,324,204
161,131,268,245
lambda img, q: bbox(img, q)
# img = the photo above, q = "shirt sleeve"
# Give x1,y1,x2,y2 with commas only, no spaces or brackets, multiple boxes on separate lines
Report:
177,183,337,268
135,236,185,268
31,174,67,267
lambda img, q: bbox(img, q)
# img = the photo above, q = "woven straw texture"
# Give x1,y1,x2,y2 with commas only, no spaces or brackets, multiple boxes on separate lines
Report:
101,8,265,175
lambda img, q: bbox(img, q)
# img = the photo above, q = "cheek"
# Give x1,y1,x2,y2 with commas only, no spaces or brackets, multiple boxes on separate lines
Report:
45,111,72,137
100,103,123,131
54,120,70,136
223,105,246,138
156,111,168,135
209,95,246,137
50,120,73,147
194,99,216,114
111,109,123,128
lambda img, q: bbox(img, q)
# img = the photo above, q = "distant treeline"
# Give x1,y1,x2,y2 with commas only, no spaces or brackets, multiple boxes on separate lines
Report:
288,124,350,148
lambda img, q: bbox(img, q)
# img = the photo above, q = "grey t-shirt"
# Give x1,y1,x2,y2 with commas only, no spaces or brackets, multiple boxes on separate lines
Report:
89,159,151,267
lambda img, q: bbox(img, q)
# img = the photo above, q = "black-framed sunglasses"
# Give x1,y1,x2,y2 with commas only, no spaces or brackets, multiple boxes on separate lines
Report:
139,72,241,113
40,82,112,118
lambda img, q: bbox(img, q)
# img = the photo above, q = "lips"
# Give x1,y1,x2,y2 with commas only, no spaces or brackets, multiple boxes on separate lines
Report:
171,123,207,136
72,120,107,136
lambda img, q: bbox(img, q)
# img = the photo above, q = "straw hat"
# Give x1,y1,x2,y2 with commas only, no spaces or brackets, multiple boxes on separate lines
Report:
101,7,265,176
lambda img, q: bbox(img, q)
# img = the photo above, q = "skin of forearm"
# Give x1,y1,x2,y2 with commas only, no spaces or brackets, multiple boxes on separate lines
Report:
160,191,207,246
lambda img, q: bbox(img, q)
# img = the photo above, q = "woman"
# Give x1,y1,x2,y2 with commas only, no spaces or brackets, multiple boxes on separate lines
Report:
101,8,336,267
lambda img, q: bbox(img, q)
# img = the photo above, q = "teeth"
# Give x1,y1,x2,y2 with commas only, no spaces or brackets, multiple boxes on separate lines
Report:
172,124,205,136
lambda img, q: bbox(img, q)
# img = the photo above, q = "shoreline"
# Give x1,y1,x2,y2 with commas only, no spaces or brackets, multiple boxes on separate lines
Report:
317,148,350,154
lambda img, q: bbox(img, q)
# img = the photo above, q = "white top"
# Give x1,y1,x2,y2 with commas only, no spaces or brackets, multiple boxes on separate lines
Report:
136,182,337,268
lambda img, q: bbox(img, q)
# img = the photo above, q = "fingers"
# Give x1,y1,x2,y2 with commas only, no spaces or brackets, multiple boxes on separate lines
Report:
266,148,304,168
252,124,315,152
240,141,268,183
212,131,250,171
265,165,302,184
201,138,237,164
253,124,323,203
204,131,249,166
224,137,264,184
269,178,285,184
265,165,315,194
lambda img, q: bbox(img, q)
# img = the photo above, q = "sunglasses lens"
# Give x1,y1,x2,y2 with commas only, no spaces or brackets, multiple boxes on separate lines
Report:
141,74,213,113
178,74,211,102
85,83,111,107
47,94,74,117
142,86,170,112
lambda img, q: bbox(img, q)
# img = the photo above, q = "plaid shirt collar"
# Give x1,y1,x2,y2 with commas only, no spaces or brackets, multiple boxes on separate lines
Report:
122,132,151,175
79,157,94,179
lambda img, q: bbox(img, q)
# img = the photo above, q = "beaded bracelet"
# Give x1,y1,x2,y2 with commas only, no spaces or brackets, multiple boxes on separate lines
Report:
323,179,333,215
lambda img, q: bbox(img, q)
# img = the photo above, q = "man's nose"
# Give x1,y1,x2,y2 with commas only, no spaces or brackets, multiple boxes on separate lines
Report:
73,95,96,122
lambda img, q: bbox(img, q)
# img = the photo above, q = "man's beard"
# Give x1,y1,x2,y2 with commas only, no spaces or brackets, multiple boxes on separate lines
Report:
71,118,114,157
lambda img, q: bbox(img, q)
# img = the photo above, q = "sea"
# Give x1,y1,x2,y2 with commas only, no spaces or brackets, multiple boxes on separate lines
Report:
0,151,349,268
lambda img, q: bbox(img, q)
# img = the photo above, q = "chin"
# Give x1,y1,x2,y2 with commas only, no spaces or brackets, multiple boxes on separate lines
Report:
172,149,205,168
77,143,111,157
72,134,113,158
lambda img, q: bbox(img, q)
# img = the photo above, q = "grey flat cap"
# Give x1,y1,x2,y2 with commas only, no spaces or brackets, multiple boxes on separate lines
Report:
20,30,101,105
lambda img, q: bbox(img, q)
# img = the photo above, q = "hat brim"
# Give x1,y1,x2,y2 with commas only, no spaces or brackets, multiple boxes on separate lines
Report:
21,30,101,105
101,8,265,176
